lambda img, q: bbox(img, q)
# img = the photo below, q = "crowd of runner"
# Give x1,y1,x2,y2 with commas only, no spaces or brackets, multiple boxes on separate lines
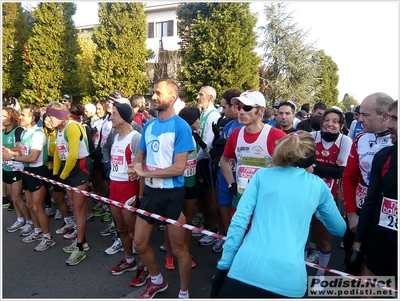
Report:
2,80,397,298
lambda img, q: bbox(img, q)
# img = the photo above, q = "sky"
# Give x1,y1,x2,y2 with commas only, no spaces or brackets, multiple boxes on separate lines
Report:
24,1,399,104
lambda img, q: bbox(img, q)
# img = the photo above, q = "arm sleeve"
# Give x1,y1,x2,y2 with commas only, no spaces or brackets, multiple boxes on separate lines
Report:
217,170,259,270
316,183,347,237
313,164,345,179
342,140,361,214
102,128,116,163
53,144,61,175
15,127,24,143
59,123,81,180
354,152,384,243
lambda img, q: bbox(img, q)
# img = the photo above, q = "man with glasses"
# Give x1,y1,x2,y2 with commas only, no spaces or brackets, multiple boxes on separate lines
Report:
61,94,73,111
220,90,286,214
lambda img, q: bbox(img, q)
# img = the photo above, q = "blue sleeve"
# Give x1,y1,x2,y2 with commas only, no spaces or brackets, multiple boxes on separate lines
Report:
174,116,195,154
217,170,259,270
315,183,346,237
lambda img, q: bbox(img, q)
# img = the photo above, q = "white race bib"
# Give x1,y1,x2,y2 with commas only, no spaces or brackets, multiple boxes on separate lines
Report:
378,197,398,231
144,165,163,188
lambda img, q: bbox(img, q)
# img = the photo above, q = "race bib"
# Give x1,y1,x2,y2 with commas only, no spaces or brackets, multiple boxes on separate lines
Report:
20,145,29,156
100,133,109,148
110,154,125,174
322,178,335,191
144,165,163,188
93,133,100,147
184,158,196,178
228,158,237,171
237,165,260,193
355,184,368,209
378,197,398,231
57,144,69,161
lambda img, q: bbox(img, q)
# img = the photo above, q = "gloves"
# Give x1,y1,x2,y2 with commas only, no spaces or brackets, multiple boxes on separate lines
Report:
344,248,363,275
210,269,229,298
228,182,238,196
103,161,111,180
212,122,220,140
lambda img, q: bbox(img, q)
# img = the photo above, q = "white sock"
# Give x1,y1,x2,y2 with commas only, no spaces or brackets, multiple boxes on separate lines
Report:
179,290,189,299
316,251,331,276
34,228,43,234
65,217,73,225
26,220,33,225
151,273,163,285
17,217,25,223
126,256,135,264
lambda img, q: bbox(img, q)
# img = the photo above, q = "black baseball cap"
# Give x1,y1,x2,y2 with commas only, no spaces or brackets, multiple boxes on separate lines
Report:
62,94,73,103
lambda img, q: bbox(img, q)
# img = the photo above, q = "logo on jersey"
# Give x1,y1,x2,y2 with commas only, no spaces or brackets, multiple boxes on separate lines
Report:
321,150,330,157
151,140,160,152
251,146,263,156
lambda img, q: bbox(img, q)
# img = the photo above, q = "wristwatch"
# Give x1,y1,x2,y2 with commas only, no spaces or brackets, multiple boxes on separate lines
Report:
228,182,235,188
11,155,16,161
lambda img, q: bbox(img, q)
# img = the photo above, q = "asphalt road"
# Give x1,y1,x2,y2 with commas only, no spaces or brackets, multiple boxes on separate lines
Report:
2,200,346,299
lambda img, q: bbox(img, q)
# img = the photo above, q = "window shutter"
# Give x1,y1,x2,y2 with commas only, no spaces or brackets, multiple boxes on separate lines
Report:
148,22,154,38
167,20,173,37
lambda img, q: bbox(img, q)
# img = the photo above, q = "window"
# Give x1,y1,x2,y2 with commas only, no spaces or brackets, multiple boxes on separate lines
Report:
156,20,173,37
148,22,154,38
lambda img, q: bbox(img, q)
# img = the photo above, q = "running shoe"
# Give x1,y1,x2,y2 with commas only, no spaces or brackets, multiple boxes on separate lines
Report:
109,258,138,275
101,212,112,222
2,197,10,208
92,202,102,211
22,231,43,243
63,228,77,240
305,250,319,264
34,236,56,252
55,221,75,235
63,240,90,253
19,222,34,237
130,266,150,287
7,201,15,211
164,255,175,271
190,254,196,269
7,220,25,233
93,207,106,217
100,222,116,236
54,209,63,220
138,279,168,299
105,238,124,255
86,213,94,222
199,234,216,246
212,238,224,253
192,213,204,226
159,243,166,251
191,229,203,237
66,249,86,266
45,206,55,217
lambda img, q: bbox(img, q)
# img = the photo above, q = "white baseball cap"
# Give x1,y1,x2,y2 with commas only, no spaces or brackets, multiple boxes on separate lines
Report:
231,90,266,108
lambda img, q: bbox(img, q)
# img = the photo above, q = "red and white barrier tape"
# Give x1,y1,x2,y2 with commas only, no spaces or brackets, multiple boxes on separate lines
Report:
5,163,398,292
3,162,225,240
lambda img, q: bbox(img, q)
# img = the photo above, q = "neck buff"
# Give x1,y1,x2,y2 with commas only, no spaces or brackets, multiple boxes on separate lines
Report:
321,131,340,142
46,107,69,120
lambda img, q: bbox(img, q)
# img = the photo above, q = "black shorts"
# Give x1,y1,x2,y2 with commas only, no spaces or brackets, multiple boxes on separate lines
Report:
184,185,197,199
139,186,186,225
196,158,214,190
363,226,397,278
52,174,66,193
2,169,22,184
22,165,51,192
59,157,93,187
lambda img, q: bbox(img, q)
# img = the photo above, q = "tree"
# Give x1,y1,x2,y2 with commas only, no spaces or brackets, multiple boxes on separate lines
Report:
91,2,149,98
258,2,319,107
177,2,260,103
341,93,359,112
313,50,339,107
76,31,97,104
2,3,31,101
19,2,81,106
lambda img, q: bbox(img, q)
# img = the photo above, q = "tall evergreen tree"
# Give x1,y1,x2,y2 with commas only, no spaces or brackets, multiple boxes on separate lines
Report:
19,2,81,106
76,32,97,104
313,50,339,107
177,2,260,103
91,2,149,98
2,3,31,100
258,2,319,107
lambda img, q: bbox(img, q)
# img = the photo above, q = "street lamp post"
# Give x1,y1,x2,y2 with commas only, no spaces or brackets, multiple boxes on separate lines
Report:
350,104,354,112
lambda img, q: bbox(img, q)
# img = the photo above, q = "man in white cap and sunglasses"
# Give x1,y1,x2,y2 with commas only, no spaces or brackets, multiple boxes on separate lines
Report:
220,90,286,215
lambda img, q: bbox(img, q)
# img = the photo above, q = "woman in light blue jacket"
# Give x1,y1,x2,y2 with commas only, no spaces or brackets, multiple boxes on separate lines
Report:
211,131,346,298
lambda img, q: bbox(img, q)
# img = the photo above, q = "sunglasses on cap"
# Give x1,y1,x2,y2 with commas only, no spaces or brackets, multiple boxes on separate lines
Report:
235,104,258,112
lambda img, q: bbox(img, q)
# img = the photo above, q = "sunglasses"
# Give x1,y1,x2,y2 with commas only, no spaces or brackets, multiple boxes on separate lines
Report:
61,99,69,103
235,104,258,112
